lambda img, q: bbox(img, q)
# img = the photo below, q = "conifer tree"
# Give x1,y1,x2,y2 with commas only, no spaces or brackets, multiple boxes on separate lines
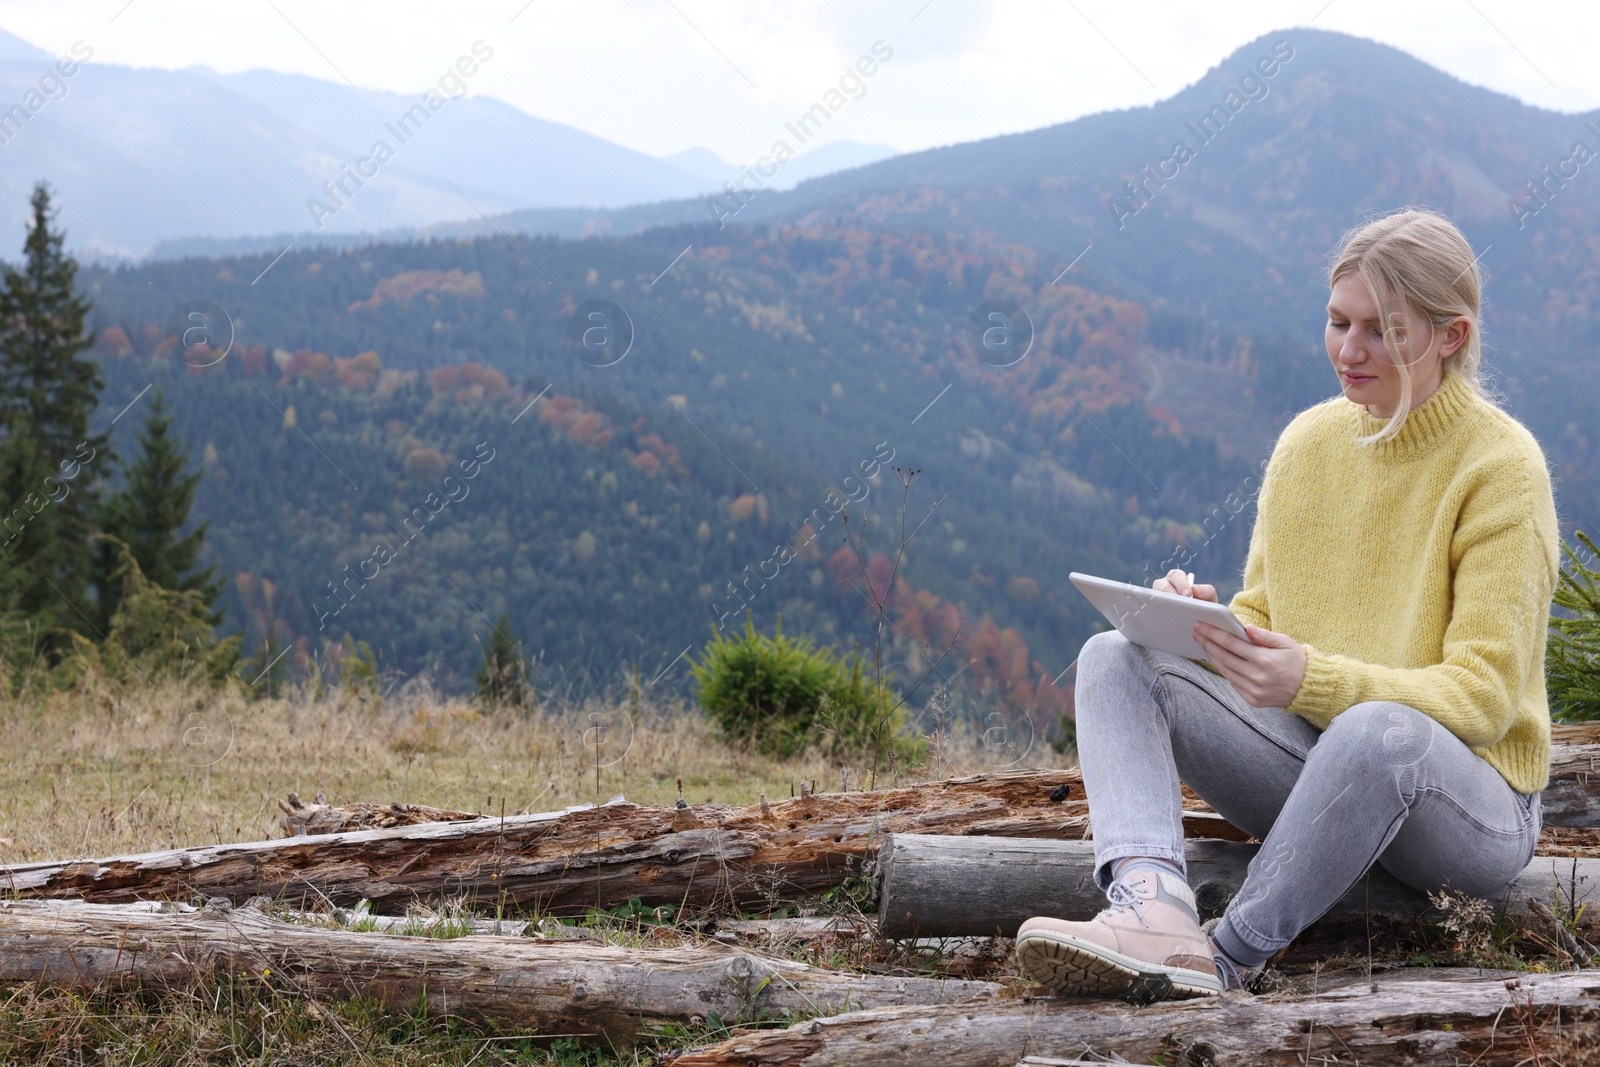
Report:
1549,531,1600,722
95,391,220,630
0,183,107,645
475,613,534,711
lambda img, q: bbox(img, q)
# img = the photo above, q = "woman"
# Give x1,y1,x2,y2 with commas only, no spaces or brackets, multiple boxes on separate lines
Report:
1016,209,1560,1000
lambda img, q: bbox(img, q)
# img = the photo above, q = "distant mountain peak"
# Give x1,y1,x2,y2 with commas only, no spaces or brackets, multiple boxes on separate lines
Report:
662,139,898,193
0,26,52,61
661,146,731,184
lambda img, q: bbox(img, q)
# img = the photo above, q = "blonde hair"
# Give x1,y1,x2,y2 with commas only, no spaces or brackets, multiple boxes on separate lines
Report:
1328,208,1487,443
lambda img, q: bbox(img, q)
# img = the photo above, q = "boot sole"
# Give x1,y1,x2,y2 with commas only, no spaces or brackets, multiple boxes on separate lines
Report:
1016,929,1223,1003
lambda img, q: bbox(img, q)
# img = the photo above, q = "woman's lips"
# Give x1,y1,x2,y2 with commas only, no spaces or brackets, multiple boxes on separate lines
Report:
1341,372,1376,385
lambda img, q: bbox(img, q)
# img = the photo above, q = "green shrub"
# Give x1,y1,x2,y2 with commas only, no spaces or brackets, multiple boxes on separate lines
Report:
1550,531,1600,722
474,612,535,713
691,617,919,761
53,537,239,688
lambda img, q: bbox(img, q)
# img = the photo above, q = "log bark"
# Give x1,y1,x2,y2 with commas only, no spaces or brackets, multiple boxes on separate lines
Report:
0,899,1000,1044
1545,726,1600,827
665,969,1600,1067
11,731,1600,917
0,771,1113,914
875,834,1600,939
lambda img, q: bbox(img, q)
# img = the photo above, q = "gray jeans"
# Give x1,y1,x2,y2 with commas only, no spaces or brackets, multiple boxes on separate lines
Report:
1074,630,1542,966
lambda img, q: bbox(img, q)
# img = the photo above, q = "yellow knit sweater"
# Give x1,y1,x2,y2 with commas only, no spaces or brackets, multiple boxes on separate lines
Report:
1229,372,1560,793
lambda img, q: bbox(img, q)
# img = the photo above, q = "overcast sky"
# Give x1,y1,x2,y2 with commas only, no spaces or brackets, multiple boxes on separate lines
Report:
5,0,1598,165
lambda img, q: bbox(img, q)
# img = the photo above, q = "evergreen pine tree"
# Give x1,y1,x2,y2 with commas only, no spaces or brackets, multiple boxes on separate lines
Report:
1549,531,1600,722
0,183,107,647
475,613,534,711
95,390,221,630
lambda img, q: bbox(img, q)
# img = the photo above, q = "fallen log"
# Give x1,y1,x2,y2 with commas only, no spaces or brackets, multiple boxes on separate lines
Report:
1546,726,1600,827
665,969,1600,1067
875,834,1600,938
0,899,1000,1043
11,731,1600,916
0,771,1114,913
1537,825,1600,856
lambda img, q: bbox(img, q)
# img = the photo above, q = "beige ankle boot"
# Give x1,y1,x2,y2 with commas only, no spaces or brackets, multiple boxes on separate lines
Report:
1016,868,1223,1001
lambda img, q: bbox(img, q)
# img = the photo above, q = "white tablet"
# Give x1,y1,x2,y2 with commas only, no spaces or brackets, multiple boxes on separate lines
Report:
1069,572,1249,663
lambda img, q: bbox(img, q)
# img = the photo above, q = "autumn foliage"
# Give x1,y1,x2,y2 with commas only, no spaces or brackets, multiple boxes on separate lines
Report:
347,268,486,312
825,547,1072,719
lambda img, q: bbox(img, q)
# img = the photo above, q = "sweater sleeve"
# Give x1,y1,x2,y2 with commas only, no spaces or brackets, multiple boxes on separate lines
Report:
1286,485,1558,749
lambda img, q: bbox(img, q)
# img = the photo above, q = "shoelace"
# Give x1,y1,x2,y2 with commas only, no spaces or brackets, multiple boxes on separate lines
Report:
1098,878,1151,928
1211,950,1244,991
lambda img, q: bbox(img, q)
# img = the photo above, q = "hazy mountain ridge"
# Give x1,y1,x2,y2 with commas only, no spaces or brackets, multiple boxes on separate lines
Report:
0,31,715,255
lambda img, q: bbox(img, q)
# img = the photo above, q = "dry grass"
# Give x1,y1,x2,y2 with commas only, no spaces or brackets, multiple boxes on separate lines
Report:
2,679,1596,1065
0,676,1071,864
0,677,1063,1065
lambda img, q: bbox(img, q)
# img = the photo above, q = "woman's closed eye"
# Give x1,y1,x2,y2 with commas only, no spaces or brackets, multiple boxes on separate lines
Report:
1327,318,1385,339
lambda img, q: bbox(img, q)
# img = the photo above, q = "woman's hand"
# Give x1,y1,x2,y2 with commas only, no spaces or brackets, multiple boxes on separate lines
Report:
1193,622,1307,709
1153,568,1218,602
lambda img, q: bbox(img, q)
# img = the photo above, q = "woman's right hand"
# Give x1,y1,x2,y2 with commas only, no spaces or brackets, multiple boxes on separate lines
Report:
1153,568,1218,602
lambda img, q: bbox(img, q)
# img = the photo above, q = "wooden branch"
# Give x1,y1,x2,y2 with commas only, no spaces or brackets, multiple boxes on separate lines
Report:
0,899,1000,1044
1528,897,1594,966
875,834,1600,939
665,969,1600,1067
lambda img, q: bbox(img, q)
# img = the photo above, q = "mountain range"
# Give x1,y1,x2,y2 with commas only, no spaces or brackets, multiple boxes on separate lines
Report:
0,27,893,257
6,25,1599,712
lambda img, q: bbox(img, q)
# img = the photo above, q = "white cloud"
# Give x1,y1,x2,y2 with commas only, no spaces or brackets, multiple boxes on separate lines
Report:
3,0,1595,163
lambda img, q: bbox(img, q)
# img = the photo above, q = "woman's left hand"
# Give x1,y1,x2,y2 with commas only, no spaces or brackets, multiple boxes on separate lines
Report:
1193,622,1307,708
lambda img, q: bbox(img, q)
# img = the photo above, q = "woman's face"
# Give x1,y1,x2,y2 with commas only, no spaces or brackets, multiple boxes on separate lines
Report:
1324,274,1465,419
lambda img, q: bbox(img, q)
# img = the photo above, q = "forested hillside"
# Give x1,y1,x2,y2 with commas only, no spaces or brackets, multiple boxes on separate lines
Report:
399,28,1600,531
64,25,1600,714
82,218,1318,705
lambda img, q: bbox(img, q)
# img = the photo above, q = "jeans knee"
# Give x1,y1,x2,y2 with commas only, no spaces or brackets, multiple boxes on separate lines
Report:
1079,629,1139,677
1074,629,1162,737
1317,701,1434,779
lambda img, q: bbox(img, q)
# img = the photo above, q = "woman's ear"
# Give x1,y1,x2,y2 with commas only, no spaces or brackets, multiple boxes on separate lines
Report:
1439,315,1471,358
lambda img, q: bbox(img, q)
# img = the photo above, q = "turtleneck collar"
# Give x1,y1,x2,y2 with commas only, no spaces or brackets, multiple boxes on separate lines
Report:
1351,372,1480,458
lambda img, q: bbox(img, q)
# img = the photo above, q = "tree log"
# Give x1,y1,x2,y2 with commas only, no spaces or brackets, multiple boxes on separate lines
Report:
1545,726,1600,827
1,771,1123,914
11,736,1600,917
0,899,1000,1043
665,969,1600,1067
875,834,1600,939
